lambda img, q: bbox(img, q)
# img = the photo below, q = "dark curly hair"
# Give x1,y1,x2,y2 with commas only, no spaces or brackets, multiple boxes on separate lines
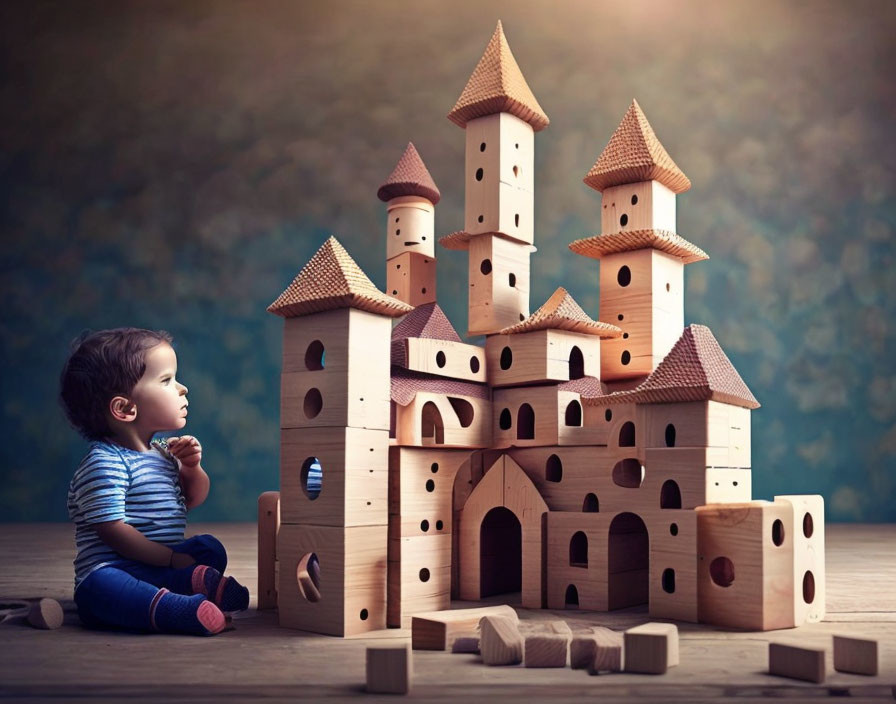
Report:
59,328,173,441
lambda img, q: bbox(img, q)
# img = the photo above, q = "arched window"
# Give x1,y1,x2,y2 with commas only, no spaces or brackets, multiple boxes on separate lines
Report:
569,531,588,567
660,480,682,509
582,493,599,512
517,403,535,440
619,421,636,447
421,402,444,444
564,400,582,427
568,346,584,379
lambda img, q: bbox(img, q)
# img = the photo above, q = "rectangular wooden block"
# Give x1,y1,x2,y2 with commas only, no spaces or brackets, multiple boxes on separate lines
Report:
768,642,826,683
587,627,624,674
389,447,470,538
257,491,280,610
366,642,412,694
411,604,518,651
642,401,751,468
833,635,877,676
387,534,452,628
648,510,698,623
480,614,524,666
277,523,387,637
492,384,583,449
393,391,491,449
450,634,480,654
281,308,391,430
404,336,486,383
645,447,752,508
280,426,388,527
386,196,435,259
467,233,532,336
485,330,600,387
524,634,569,668
600,181,676,235
624,622,679,674
599,249,683,380
386,251,436,307
697,501,795,630
774,494,825,625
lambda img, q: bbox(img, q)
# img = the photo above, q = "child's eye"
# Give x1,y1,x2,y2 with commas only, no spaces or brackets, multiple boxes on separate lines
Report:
162,377,171,384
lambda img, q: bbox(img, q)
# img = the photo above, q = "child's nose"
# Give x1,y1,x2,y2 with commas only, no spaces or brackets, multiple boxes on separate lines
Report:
178,382,188,395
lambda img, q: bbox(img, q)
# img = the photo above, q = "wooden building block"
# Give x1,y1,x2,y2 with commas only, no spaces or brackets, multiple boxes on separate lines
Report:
696,501,795,631
480,614,524,666
280,426,388,527
644,447,752,509
648,509,698,623
387,251,437,307
281,308,391,431
411,604,518,650
642,401,751,468
403,336,486,383
26,598,63,630
768,642,825,683
257,491,280,610
467,233,532,336
388,447,469,538
587,627,624,674
492,384,598,449
464,113,535,244
833,635,878,676
545,512,611,611
393,391,491,449
451,634,480,653
600,180,676,235
386,195,435,260
484,330,600,387
570,634,598,669
524,634,569,667
387,534,452,628
277,523,387,637
598,249,683,381
774,494,825,625
624,623,678,674
366,642,412,694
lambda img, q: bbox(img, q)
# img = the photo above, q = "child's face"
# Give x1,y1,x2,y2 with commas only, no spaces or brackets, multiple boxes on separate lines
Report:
130,342,189,433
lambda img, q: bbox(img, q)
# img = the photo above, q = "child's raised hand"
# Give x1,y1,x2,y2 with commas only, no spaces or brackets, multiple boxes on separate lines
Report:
167,435,202,469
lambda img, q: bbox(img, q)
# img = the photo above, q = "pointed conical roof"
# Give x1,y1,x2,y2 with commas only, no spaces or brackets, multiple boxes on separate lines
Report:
447,20,549,132
499,287,621,338
377,142,441,204
584,100,690,194
585,325,759,409
268,236,412,318
391,302,462,367
569,228,708,264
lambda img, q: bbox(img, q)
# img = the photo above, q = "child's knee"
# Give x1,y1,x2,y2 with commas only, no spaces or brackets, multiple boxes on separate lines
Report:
191,534,227,571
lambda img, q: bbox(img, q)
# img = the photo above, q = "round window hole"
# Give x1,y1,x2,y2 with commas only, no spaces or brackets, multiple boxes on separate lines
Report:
300,457,322,501
620,214,629,227
478,214,484,223
475,167,483,181
436,520,444,530
431,463,439,473
617,265,631,287
509,273,516,287
421,520,430,532
419,568,430,583
304,340,325,371
436,351,446,368
480,142,486,152
803,570,815,604
803,512,814,538
296,552,321,602
772,519,785,546
470,356,480,373
662,568,675,593
500,346,513,370
709,556,735,587
631,194,638,205
425,479,435,492
303,388,323,419
480,259,492,275
621,350,631,365
605,409,613,422
670,523,679,536
360,608,369,621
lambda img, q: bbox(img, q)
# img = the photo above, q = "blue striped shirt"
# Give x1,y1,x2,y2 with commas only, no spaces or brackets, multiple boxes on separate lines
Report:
68,441,187,591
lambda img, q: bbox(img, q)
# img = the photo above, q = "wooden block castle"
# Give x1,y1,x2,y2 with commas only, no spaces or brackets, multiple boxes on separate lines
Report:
261,21,826,637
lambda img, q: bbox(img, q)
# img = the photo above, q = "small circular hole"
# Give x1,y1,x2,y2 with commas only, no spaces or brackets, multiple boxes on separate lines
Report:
515,143,519,148
772,519,785,546
710,557,735,587
622,332,629,339
395,217,400,223
419,568,430,582
436,351,446,368
475,168,483,181
666,282,671,292
478,214,484,223
470,356,480,373
421,287,426,294
360,608,368,620
513,165,519,177
480,142,486,152
670,523,679,536
303,388,323,419
662,568,675,593
631,194,638,205
617,266,631,287
500,346,513,370
803,570,815,603
509,273,516,287
436,520,444,530
605,409,612,422
396,229,400,235
421,520,430,532
425,479,435,492
621,350,631,365
620,214,628,226
480,259,492,275
803,512,814,538
431,463,439,473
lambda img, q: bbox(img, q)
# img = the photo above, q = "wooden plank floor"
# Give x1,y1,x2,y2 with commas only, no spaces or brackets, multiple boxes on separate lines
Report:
0,523,893,702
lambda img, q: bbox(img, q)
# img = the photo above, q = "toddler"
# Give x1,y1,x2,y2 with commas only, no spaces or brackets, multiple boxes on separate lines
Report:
61,327,249,636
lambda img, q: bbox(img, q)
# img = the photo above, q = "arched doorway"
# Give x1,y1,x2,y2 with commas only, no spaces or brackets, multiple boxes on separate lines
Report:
517,403,535,440
568,346,584,379
421,401,444,445
480,507,522,598
608,512,649,609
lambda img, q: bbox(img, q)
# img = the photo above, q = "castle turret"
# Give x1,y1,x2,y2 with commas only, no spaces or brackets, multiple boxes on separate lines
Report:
570,100,708,381
440,20,549,336
378,143,440,307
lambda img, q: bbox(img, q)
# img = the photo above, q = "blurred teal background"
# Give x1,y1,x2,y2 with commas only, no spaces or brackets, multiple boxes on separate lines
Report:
1,0,893,522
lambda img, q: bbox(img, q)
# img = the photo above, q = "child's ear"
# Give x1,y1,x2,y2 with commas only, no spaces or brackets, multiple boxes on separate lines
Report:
109,396,137,423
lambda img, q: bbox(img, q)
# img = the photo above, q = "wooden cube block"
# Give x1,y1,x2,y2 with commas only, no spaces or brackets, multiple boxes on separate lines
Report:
768,642,825,683
774,494,825,625
386,196,435,260
450,634,480,654
411,604,518,651
524,634,568,667
587,627,624,674
389,447,468,538
480,614,524,666
467,233,532,336
387,251,436,307
485,330,600,387
281,308,391,431
644,447,752,509
387,534,451,628
833,635,877,676
600,181,676,236
393,391,492,449
257,491,280,610
648,510,698,623
366,642,412,694
403,336,486,382
277,523,386,637
280,426,388,527
624,623,678,674
696,501,795,630
492,384,588,449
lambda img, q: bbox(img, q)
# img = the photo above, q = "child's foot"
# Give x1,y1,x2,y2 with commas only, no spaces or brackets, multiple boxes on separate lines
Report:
150,589,225,636
191,565,250,612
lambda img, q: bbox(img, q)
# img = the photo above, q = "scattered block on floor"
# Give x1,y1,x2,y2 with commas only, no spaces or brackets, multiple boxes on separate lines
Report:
366,642,412,695
411,604,518,650
833,635,878,676
524,633,569,668
624,623,678,674
27,598,63,630
768,642,826,683
587,627,624,674
451,634,480,654
480,615,524,666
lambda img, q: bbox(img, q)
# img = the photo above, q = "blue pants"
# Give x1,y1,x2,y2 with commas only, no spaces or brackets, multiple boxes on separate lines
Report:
74,534,227,632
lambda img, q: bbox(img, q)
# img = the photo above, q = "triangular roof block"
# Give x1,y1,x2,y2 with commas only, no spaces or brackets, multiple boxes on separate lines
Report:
391,302,462,367
390,366,490,406
499,287,621,338
268,236,412,318
377,142,441,204
584,99,691,194
586,325,759,409
569,228,708,264
447,20,549,132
